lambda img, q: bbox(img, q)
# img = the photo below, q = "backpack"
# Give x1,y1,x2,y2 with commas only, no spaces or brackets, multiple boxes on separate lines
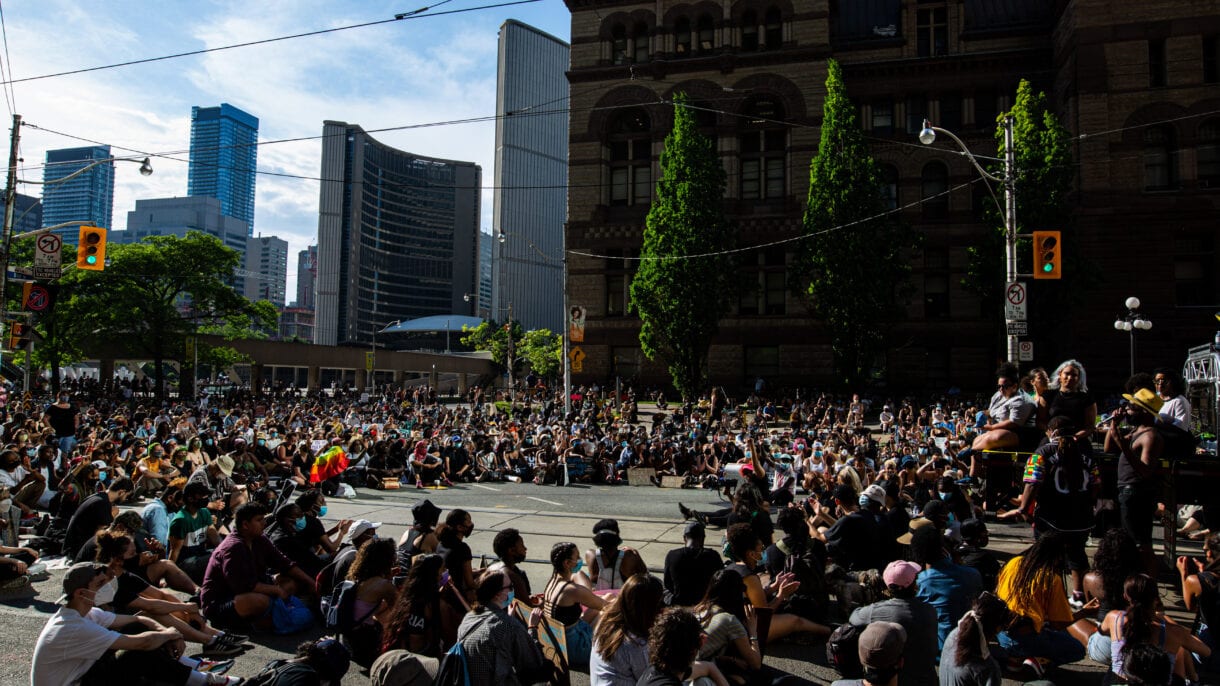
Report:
435,614,491,686
324,580,374,633
243,660,320,686
826,622,867,678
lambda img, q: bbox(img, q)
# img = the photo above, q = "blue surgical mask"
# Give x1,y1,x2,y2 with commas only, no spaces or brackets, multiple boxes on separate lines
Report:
505,590,515,606
318,505,328,517
939,492,952,501
98,470,107,481
294,516,307,531
572,559,584,574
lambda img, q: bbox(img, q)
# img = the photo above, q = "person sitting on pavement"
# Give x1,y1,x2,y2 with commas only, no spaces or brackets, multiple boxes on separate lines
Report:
199,502,317,630
544,541,608,670
382,553,448,657
341,537,401,669
134,443,179,498
723,522,830,644
436,508,478,605
994,531,1098,677
955,364,1037,483
0,447,46,523
848,560,939,686
397,499,441,568
63,477,134,562
638,607,729,686
93,530,245,659
317,518,381,600
909,524,982,652
821,483,882,572
486,527,534,602
268,501,327,578
187,455,245,530
73,511,199,596
693,569,766,685
764,505,830,623
1100,573,1209,685
30,561,241,686
168,481,221,583
591,573,667,686
457,570,549,686
580,518,647,591
296,489,351,561
936,591,1012,686
662,521,723,607
829,621,908,686
956,519,1000,593
142,478,186,550
411,439,448,489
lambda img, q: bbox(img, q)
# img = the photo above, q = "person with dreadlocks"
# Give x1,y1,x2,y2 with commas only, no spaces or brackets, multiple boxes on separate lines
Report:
936,591,1011,686
1099,574,1209,684
1177,532,1220,671
998,416,1099,605
994,531,1098,676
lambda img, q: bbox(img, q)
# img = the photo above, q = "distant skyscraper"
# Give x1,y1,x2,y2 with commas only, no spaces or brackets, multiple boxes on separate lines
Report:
492,20,569,332
296,246,317,310
41,146,114,237
14,193,42,237
478,232,492,318
314,121,480,346
119,196,249,255
244,235,288,306
188,104,259,233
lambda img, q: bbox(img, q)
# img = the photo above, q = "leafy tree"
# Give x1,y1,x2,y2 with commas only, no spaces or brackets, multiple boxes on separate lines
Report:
520,329,561,378
629,92,735,400
963,79,1085,360
63,232,277,399
793,59,915,386
461,319,524,372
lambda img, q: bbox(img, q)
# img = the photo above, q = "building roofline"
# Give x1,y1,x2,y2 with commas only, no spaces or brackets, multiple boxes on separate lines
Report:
501,19,570,48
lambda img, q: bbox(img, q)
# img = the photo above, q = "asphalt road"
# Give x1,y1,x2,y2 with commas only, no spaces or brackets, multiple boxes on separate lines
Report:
4,476,1178,685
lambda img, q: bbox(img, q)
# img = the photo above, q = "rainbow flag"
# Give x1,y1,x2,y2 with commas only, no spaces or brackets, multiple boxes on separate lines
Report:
309,446,349,483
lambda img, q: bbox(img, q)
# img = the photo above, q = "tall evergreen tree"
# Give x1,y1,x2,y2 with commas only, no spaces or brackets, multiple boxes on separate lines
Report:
794,59,915,386
630,92,735,399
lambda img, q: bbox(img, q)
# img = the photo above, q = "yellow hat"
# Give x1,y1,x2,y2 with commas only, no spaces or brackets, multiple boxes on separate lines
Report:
1122,388,1164,415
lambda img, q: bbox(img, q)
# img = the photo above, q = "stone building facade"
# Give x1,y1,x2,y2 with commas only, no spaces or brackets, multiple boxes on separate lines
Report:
562,0,1220,393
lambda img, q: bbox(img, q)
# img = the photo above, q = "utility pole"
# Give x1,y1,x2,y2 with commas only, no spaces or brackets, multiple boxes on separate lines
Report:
1002,115,1019,364
0,114,21,368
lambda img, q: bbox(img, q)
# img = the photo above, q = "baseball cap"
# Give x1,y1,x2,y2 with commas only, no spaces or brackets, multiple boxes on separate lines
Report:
858,621,907,669
346,519,382,543
684,521,706,540
58,562,107,603
882,560,921,589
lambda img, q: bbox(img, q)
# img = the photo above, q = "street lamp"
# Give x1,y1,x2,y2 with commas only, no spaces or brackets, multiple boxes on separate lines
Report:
1114,297,1152,376
919,116,1019,363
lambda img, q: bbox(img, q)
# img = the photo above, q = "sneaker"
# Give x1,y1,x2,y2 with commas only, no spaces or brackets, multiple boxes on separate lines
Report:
220,631,249,644
205,674,243,686
197,658,235,675
26,562,49,582
1068,591,1085,611
679,502,694,520
201,639,244,657
1022,657,1047,679
0,575,29,593
416,480,424,490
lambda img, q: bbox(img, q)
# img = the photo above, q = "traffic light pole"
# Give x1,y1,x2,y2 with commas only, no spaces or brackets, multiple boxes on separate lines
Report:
0,114,22,371
1002,115,1018,364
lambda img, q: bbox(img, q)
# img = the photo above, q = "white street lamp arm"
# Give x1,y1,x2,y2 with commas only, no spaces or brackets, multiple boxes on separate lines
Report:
920,120,1004,183
19,156,152,186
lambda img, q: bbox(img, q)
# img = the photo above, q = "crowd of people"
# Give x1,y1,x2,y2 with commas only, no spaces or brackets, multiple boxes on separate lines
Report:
3,357,1215,686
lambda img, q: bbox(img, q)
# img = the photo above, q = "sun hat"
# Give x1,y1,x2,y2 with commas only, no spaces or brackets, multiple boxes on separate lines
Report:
1123,388,1164,415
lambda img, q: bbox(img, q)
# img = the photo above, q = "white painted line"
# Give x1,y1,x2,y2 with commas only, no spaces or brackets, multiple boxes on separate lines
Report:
471,484,501,492
527,496,564,507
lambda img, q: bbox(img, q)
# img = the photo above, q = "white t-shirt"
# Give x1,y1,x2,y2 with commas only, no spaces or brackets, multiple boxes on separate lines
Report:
1160,395,1191,432
0,465,28,489
31,606,121,686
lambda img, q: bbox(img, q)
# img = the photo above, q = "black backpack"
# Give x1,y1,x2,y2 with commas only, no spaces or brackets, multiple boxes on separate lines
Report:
826,622,867,678
323,580,373,633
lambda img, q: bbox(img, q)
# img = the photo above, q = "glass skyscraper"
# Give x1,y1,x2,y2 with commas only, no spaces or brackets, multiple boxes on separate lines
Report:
41,146,114,237
188,103,259,233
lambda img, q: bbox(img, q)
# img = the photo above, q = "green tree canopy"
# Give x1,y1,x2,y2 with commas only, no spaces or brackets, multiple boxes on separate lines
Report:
793,59,916,386
629,92,736,399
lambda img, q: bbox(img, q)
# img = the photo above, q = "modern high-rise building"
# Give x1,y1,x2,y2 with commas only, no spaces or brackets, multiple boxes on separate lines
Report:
14,193,42,237
119,197,249,255
478,231,493,318
188,104,259,232
41,146,114,237
244,235,288,306
295,246,317,310
314,121,480,346
492,20,569,332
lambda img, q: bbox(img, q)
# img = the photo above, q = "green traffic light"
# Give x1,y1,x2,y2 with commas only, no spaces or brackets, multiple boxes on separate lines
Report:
86,255,97,265
1042,263,1053,272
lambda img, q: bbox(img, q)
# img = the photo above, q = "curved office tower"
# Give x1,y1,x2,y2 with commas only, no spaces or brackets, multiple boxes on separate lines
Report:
313,121,480,346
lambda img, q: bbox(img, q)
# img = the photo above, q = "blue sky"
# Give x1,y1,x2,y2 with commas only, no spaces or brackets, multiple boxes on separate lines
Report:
4,0,570,299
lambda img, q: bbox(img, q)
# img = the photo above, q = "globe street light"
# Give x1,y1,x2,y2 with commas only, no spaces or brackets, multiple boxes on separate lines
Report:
918,116,1019,362
1114,297,1152,376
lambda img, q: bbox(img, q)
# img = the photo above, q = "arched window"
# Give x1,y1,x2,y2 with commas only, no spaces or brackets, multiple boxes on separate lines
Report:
879,164,899,210
764,7,782,49
1198,120,1220,188
675,17,692,55
741,10,759,51
607,109,652,206
632,22,650,63
697,14,715,52
740,99,787,200
921,161,949,218
611,24,628,64
1143,125,1177,190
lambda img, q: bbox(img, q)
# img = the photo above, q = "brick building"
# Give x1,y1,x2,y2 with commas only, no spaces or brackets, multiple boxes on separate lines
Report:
562,0,1220,393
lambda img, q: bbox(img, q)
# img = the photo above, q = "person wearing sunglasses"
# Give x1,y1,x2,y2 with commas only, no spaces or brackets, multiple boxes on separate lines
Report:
956,364,1036,485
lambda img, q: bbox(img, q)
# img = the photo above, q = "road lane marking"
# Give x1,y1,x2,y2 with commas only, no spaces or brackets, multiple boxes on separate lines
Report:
527,496,564,506
471,484,501,492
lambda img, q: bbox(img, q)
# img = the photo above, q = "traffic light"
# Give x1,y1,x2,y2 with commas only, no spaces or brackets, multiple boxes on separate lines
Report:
1032,230,1061,280
7,322,29,350
77,226,107,271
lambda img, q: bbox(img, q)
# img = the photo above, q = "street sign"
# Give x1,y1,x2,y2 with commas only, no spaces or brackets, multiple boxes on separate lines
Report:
365,351,375,372
1006,320,1029,336
1018,341,1034,362
33,266,61,279
1004,281,1027,321
569,345,585,373
22,284,50,312
33,232,62,269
